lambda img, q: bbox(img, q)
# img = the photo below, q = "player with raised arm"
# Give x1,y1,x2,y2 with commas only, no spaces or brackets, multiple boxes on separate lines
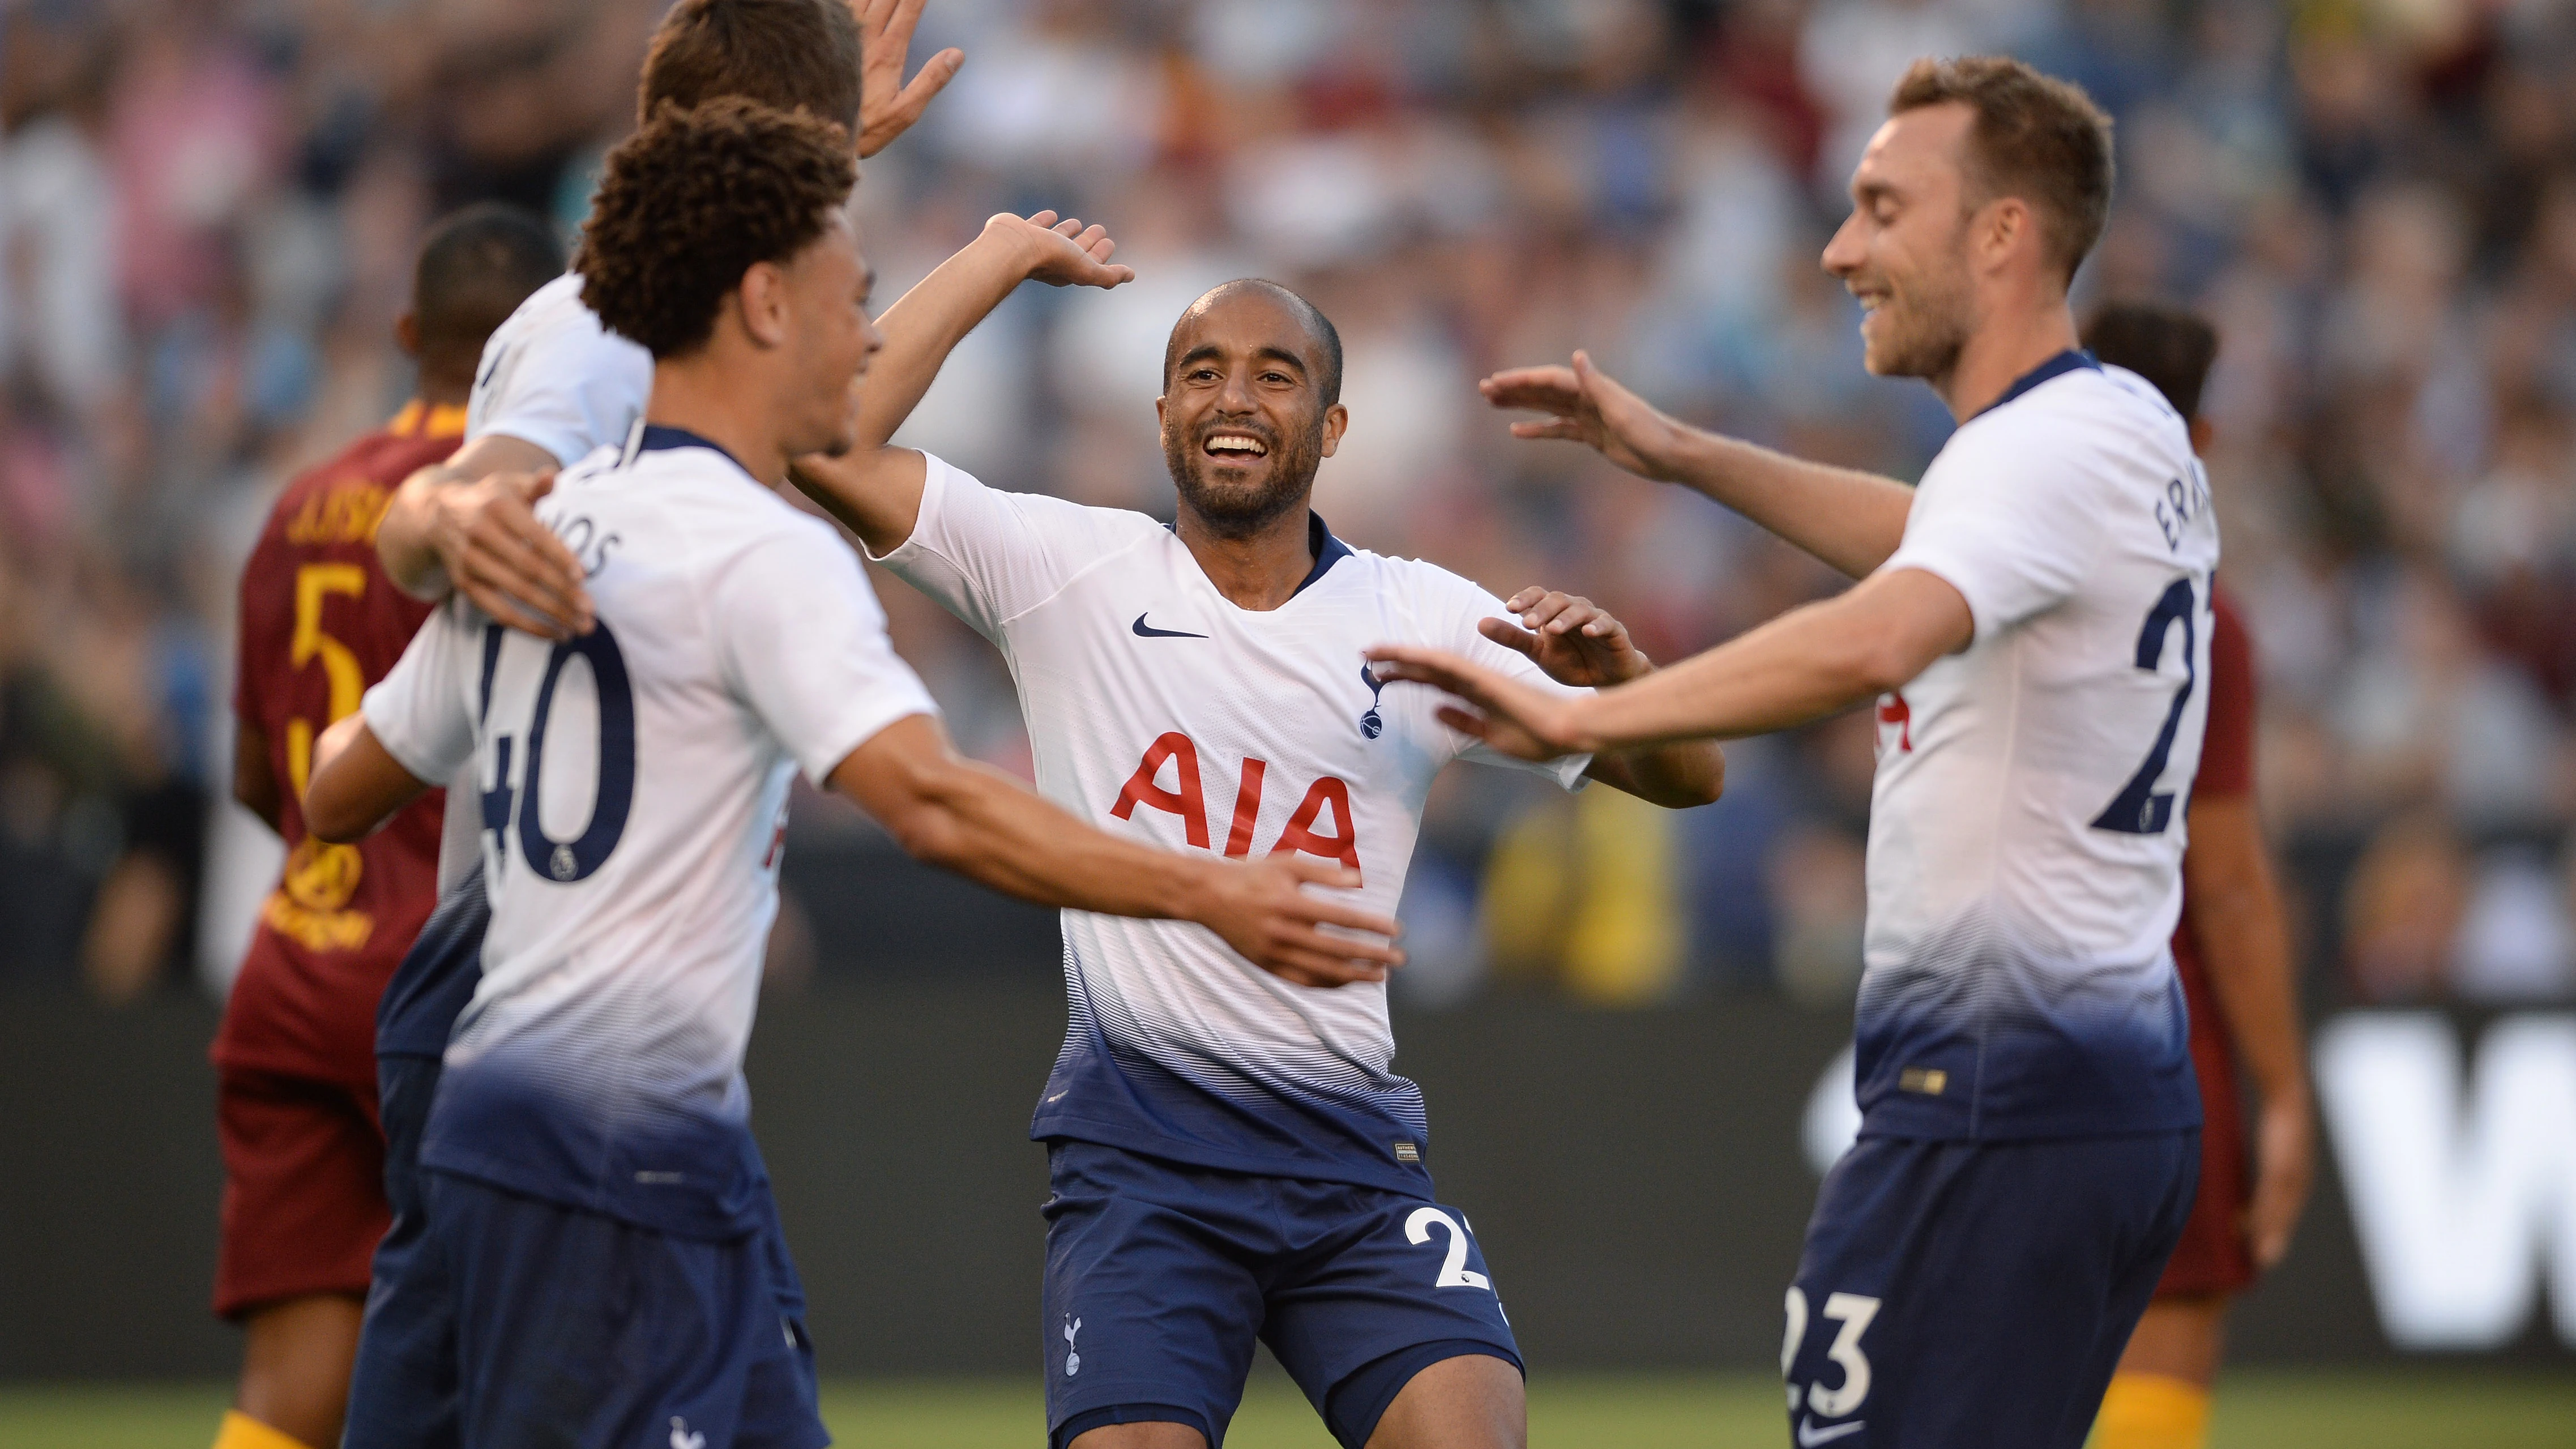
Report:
340,7,963,1444
306,101,1399,1449
1373,58,2214,1448
208,203,558,1449
2082,304,2312,1449
788,215,1722,1447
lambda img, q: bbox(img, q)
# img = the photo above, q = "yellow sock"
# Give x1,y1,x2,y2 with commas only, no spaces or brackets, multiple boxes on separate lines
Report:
2095,1373,2211,1449
212,1409,314,1449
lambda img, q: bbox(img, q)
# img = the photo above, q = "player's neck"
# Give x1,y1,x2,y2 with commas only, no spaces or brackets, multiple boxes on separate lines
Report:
1935,297,2082,422
645,357,791,488
1174,503,1315,612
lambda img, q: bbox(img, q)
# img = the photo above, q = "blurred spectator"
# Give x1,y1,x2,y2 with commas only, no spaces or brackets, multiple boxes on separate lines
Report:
6,0,2576,1010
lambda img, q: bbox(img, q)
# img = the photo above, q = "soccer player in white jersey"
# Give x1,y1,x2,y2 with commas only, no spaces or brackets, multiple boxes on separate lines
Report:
304,101,1401,1449
1371,57,2215,1449
340,7,960,1447
786,215,1723,1443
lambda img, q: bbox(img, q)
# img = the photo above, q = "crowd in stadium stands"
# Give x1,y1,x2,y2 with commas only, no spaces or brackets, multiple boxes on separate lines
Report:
4,0,2575,1010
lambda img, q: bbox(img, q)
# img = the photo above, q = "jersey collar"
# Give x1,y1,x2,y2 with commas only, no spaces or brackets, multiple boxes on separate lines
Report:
621,418,751,478
1161,510,1353,600
1972,348,2100,420
1298,511,1353,596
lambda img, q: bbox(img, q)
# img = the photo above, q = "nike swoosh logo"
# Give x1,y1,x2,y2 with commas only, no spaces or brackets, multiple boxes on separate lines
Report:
1797,1418,1865,1446
1132,613,1207,639
1045,1091,1069,1103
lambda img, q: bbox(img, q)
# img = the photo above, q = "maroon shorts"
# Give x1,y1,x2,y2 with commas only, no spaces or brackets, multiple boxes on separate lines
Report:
212,1065,390,1318
2154,958,2256,1299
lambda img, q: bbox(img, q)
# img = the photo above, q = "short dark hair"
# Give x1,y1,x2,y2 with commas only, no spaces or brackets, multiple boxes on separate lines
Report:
1889,55,2115,288
412,203,562,365
639,0,862,135
1163,279,1344,406
2082,302,2219,422
579,99,857,360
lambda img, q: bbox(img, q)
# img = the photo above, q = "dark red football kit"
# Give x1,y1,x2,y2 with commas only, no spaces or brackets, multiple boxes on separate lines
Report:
210,401,460,1317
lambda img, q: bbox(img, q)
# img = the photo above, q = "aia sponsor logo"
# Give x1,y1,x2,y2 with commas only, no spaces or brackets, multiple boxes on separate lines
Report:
1874,693,1913,755
1111,732,1360,874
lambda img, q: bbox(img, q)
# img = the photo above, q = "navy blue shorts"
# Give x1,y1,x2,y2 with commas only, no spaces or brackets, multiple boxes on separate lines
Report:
421,1170,825,1449
1783,1130,2198,1449
344,1052,456,1449
1041,1139,1520,1449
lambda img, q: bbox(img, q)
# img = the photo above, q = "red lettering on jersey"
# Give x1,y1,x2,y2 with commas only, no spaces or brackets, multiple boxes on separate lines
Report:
1224,758,1266,859
1112,732,1210,848
1877,693,1913,754
1270,776,1359,873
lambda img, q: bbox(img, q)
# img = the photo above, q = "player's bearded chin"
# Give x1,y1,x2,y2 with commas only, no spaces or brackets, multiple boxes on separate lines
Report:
1164,415,1322,538
1859,245,1971,382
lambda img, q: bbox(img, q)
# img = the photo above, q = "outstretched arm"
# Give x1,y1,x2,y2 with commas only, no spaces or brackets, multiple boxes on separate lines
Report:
1371,567,1971,759
1479,587,1723,807
791,211,1134,555
1483,352,1915,579
831,715,1401,988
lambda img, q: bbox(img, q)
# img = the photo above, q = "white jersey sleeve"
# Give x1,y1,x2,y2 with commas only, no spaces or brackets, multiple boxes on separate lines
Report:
361,599,479,786
1880,419,2113,643
871,453,1164,643
464,273,654,466
709,517,942,785
1422,572,1594,790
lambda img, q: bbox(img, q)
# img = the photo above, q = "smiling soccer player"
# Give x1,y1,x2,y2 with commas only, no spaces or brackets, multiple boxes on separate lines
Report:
1380,57,2216,1449
790,224,1720,1449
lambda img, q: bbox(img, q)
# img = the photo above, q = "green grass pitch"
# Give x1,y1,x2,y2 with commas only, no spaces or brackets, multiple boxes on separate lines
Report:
3,1371,2569,1447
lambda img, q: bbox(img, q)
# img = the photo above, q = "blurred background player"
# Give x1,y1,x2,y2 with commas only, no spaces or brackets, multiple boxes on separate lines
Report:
2083,303,2316,1449
373,0,960,643
1372,57,2212,1448
306,97,1400,1449
343,7,958,1445
791,220,1721,1445
210,201,558,1449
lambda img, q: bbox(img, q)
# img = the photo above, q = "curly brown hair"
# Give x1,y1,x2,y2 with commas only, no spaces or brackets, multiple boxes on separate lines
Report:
578,99,857,361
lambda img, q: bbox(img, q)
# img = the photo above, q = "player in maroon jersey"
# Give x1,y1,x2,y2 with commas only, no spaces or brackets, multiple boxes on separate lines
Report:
210,204,561,1449
2083,304,2316,1449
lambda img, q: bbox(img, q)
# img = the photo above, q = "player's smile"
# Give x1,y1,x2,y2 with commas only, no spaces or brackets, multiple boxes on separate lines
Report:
1199,424,1274,469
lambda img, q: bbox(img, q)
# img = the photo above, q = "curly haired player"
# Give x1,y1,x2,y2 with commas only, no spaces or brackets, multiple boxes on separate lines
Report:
307,99,1399,1449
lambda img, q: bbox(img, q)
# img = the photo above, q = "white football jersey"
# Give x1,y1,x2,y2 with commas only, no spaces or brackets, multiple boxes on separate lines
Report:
364,425,937,1234
1861,353,2218,1140
426,273,656,895
875,455,1592,1190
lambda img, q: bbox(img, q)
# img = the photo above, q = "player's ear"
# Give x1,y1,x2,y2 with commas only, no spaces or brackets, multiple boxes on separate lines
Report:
395,310,420,360
738,260,792,349
1319,403,1349,459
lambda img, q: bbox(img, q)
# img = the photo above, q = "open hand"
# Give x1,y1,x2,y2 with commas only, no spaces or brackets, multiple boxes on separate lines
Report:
853,0,964,158
1201,856,1405,988
429,469,592,639
1364,645,1595,762
991,210,1135,290
1479,350,1686,482
1480,588,1650,687
2243,1093,2316,1271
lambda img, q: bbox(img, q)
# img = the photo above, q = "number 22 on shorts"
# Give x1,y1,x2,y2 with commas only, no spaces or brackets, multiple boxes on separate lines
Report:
1783,1286,1881,1417
1404,1207,1492,1290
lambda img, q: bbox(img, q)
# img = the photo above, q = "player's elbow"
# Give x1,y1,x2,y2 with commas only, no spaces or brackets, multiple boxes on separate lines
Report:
302,783,374,844
872,760,984,874
1847,631,1929,698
